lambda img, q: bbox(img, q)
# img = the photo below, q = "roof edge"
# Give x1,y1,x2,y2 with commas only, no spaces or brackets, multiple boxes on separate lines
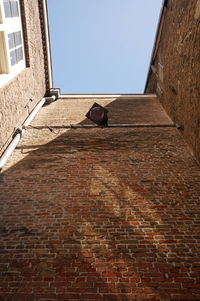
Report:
144,0,169,93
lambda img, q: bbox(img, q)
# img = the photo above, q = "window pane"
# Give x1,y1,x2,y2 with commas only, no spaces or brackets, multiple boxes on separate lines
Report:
11,1,19,17
14,31,22,46
10,50,17,65
8,33,15,49
16,46,23,62
3,0,11,18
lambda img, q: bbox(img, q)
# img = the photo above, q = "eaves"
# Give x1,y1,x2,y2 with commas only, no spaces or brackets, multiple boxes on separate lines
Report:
144,0,169,93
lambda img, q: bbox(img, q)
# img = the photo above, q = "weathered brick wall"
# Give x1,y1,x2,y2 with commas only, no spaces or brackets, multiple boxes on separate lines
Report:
0,0,46,156
0,97,200,300
146,0,200,163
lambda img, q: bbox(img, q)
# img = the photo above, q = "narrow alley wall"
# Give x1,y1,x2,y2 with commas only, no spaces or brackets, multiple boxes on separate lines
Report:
146,0,200,163
0,97,200,301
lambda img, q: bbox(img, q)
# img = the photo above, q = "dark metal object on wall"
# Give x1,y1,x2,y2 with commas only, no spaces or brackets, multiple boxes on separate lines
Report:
85,103,108,126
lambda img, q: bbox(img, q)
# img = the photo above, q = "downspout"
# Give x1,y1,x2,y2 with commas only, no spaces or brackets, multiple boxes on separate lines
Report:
0,96,55,172
42,0,53,89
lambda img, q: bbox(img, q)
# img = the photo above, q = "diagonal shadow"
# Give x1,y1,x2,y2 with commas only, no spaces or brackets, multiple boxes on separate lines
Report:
0,98,200,301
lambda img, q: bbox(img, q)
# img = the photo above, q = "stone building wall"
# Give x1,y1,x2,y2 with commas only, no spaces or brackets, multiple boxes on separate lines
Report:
0,0,47,156
146,0,200,163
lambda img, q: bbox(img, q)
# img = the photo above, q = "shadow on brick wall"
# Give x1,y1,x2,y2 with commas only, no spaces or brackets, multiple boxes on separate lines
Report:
0,99,200,301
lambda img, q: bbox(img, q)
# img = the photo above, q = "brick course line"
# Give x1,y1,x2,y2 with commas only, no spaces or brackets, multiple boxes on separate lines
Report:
27,124,177,129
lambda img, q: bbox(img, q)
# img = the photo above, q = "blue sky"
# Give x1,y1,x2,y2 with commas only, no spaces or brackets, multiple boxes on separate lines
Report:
47,0,163,94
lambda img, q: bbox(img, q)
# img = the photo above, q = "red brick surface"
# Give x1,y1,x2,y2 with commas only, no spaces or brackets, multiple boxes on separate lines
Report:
0,98,200,301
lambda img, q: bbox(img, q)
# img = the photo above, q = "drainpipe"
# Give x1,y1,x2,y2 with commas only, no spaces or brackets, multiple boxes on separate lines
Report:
0,97,49,171
42,0,53,89
0,130,24,172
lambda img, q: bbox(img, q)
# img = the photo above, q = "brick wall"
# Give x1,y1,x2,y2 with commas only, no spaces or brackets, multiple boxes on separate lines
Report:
0,97,200,300
0,0,47,156
146,0,200,163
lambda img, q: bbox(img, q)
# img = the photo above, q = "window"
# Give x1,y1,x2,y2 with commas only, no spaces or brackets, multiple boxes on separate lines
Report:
0,0,25,87
8,31,23,65
3,0,19,18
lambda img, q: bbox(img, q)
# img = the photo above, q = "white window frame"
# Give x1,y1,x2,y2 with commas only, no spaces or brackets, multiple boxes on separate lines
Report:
0,0,25,88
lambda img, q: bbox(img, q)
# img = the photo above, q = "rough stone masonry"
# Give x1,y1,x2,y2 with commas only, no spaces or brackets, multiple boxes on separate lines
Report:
0,97,200,301
146,0,200,163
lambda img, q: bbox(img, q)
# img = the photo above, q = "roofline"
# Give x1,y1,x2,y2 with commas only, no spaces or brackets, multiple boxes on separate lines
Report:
59,94,158,100
144,0,168,93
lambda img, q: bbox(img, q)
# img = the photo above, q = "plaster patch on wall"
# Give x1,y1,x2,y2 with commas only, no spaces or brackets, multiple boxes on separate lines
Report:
158,63,164,83
195,0,200,19
156,83,163,96
0,112,3,125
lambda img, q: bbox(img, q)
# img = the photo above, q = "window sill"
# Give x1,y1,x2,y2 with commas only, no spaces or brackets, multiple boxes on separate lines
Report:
0,62,25,88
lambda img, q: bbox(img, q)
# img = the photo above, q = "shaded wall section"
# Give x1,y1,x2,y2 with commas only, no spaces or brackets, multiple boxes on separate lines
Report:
0,97,200,301
0,0,47,156
145,0,200,163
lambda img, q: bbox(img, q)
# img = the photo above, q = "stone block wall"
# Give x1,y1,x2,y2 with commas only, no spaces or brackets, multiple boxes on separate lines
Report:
0,0,47,156
146,0,200,163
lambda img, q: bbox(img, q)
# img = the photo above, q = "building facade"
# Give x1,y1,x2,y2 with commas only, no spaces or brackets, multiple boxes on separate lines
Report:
0,1,200,300
0,0,53,157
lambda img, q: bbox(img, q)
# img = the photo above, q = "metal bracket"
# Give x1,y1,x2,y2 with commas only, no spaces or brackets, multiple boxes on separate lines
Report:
12,128,23,139
175,124,183,130
47,88,60,99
